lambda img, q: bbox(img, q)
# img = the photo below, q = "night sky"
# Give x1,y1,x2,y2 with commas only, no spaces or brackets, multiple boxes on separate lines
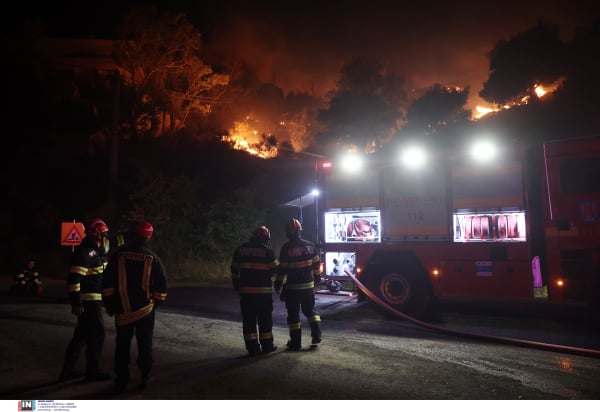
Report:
5,0,600,112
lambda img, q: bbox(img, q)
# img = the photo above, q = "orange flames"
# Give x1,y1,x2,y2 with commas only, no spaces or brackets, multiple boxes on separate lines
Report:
474,78,564,120
221,118,279,159
224,80,564,159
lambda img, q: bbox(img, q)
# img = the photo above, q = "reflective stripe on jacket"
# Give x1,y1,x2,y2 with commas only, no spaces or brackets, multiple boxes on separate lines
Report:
277,236,321,289
231,239,279,294
102,239,168,326
66,238,109,306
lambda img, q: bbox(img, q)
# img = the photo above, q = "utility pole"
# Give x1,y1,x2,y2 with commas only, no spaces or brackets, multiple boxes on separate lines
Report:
108,70,120,217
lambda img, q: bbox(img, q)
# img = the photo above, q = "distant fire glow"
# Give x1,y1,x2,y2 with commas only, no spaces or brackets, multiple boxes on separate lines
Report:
474,106,500,119
473,78,564,120
221,118,278,159
222,79,565,156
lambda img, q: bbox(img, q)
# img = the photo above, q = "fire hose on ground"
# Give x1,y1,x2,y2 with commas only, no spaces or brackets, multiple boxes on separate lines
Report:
343,271,600,359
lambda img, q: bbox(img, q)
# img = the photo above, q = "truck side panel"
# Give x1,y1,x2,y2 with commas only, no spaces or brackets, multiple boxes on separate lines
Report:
543,136,600,303
382,164,449,241
452,161,525,209
323,168,379,209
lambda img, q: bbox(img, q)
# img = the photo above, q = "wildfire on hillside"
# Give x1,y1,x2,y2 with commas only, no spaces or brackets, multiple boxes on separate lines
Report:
474,78,564,120
223,79,565,158
221,118,279,159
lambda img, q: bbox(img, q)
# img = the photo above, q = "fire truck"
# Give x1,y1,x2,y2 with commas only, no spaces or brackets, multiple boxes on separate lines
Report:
316,135,600,316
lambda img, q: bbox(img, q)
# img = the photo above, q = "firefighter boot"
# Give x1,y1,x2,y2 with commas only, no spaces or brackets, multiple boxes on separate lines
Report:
113,377,128,394
245,339,261,357
138,372,155,390
310,320,322,345
84,369,111,381
261,339,277,354
286,329,302,351
59,365,83,382
59,347,83,381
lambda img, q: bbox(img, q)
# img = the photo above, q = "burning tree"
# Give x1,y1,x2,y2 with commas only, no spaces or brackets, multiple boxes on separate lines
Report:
113,6,229,138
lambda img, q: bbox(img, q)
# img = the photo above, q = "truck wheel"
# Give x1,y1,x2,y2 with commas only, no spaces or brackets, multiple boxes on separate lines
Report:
379,272,412,306
367,270,432,318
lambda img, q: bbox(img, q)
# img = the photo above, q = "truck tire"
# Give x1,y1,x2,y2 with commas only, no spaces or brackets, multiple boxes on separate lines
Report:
366,269,432,319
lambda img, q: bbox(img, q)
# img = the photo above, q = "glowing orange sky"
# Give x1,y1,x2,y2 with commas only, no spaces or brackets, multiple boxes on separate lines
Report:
11,0,597,116
204,1,599,113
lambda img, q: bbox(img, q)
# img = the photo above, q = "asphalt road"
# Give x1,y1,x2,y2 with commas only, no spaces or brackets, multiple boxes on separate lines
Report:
1,278,600,402
17,278,600,352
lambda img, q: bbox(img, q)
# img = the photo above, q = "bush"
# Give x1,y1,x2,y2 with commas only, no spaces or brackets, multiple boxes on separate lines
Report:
164,256,230,285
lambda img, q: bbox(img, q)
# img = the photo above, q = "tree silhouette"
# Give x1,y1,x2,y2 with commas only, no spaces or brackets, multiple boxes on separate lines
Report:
560,19,600,112
477,18,600,142
401,83,471,138
317,57,407,153
479,21,566,106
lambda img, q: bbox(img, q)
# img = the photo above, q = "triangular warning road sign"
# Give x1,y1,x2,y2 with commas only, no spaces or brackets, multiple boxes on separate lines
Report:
64,227,82,243
61,222,86,246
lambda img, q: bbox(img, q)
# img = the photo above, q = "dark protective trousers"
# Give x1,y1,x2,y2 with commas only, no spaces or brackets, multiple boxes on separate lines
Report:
61,300,105,376
114,310,155,386
240,294,275,354
284,288,321,347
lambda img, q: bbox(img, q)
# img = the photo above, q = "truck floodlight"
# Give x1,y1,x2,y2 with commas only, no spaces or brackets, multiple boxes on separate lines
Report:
470,140,496,162
340,153,363,173
400,146,427,169
312,189,320,196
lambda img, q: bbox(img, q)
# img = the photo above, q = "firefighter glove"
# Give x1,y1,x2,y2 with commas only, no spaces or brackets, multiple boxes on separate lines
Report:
279,289,287,302
314,275,321,285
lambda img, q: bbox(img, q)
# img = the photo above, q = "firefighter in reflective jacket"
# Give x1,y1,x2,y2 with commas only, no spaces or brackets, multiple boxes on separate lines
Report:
60,218,113,381
275,218,322,351
231,226,280,356
102,221,168,392
11,260,42,296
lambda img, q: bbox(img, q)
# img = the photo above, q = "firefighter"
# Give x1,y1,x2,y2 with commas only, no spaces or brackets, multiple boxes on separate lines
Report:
275,218,323,351
102,221,168,393
59,218,113,382
231,225,280,356
10,260,42,296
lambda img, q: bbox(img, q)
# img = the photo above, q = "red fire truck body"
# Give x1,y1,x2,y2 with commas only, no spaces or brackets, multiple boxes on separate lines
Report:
541,136,600,303
317,136,600,315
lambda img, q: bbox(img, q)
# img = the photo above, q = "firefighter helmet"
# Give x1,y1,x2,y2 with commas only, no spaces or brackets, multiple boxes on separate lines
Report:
286,218,303,237
87,218,109,238
136,221,154,239
253,225,271,241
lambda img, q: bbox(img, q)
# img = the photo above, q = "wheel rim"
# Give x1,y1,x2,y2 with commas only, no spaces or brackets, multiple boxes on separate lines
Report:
379,272,411,305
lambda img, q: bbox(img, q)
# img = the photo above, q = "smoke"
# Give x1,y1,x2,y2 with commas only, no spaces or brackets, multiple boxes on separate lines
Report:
202,1,599,112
